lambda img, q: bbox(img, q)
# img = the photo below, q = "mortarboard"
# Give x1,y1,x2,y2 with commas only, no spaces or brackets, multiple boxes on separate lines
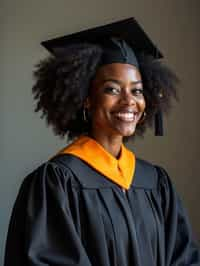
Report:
41,17,164,135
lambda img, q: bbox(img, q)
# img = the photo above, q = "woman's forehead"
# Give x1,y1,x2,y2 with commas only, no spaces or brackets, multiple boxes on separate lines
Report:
93,63,142,83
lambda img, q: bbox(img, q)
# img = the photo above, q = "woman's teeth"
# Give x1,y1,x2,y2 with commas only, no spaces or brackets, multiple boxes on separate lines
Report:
115,112,136,122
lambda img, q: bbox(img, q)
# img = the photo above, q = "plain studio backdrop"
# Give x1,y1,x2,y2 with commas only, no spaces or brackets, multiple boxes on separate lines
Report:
0,0,199,264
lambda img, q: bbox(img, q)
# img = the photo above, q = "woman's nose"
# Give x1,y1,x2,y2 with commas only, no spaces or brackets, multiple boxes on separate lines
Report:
121,91,136,105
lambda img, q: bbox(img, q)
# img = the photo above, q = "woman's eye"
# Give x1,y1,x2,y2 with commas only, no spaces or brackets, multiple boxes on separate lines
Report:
104,87,120,94
131,88,144,96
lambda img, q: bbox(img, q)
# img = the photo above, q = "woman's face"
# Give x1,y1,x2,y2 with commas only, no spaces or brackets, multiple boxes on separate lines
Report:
87,63,146,138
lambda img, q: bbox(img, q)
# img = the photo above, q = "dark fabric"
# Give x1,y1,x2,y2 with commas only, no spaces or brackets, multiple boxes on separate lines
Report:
99,38,139,69
41,17,163,59
4,155,200,266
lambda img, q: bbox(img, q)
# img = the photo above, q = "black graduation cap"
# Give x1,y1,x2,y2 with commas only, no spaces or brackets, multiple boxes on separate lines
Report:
42,17,163,59
41,17,164,135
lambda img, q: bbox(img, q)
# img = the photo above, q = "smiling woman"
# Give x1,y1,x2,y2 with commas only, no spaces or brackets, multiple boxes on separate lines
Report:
4,18,200,266
88,63,145,140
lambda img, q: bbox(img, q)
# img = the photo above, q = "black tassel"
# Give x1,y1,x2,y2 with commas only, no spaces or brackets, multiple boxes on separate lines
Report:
154,110,163,136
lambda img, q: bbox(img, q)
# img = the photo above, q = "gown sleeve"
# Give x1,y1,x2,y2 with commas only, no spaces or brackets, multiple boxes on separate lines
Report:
4,162,92,266
156,166,200,266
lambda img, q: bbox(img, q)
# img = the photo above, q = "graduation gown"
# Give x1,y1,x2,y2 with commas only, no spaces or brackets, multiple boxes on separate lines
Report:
4,154,200,266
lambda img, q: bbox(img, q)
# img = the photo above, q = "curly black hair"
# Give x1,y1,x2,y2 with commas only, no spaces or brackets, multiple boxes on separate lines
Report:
32,43,179,141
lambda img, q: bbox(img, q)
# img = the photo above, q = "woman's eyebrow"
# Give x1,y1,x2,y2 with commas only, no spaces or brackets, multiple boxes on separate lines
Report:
102,78,143,85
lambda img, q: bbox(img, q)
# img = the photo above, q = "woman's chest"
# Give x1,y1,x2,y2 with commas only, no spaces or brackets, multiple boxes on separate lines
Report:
69,187,165,266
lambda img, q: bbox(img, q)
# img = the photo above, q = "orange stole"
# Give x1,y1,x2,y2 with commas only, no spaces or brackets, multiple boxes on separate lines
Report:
57,136,135,190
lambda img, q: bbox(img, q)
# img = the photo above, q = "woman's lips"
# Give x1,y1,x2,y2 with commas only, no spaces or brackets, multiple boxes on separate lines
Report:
113,112,138,122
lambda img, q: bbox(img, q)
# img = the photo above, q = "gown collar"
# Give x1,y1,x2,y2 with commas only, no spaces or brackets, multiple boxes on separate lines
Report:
58,135,135,189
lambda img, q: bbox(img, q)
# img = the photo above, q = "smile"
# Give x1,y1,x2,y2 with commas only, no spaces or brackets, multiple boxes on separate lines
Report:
114,112,137,122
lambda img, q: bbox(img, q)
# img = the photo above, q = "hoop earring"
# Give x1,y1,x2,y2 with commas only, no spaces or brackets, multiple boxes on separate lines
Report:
138,111,146,124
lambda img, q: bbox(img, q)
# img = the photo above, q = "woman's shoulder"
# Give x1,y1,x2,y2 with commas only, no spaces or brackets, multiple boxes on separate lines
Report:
21,154,76,190
133,157,172,190
11,155,77,220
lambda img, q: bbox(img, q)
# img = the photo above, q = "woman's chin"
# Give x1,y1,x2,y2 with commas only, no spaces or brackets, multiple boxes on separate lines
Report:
117,125,137,137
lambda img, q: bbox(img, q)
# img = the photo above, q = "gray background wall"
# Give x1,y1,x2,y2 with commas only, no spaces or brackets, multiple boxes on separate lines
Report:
1,0,199,264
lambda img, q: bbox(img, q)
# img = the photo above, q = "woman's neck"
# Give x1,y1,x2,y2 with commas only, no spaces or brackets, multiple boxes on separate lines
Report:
88,131,123,159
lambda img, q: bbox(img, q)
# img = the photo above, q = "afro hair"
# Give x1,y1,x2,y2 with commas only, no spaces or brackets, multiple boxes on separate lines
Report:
32,43,179,141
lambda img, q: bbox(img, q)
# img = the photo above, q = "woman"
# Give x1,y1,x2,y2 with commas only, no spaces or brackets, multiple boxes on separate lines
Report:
4,18,200,266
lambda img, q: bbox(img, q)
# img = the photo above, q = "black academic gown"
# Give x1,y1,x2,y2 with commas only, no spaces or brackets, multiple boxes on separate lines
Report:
4,154,200,266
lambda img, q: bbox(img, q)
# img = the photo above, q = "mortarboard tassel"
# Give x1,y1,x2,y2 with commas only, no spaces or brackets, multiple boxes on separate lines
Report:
154,110,163,136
